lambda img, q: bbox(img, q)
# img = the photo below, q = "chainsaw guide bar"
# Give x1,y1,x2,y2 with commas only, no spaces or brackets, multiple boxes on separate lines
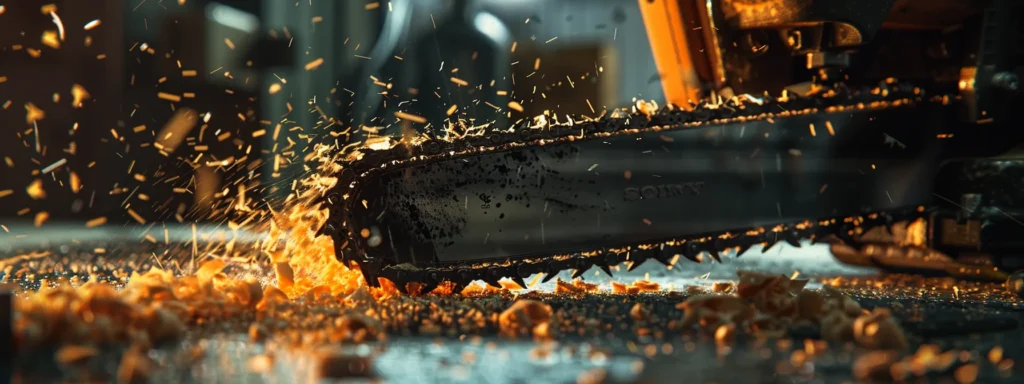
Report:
320,81,951,294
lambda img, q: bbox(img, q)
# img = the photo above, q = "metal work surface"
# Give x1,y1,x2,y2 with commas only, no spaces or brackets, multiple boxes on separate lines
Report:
3,224,1022,383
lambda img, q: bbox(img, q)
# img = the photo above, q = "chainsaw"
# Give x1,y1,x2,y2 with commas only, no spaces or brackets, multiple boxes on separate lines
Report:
319,0,1024,293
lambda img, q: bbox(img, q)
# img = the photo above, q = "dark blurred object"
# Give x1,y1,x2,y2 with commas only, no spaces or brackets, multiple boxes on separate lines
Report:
1008,271,1024,297
346,0,511,139
932,152,1024,272
243,37,294,69
0,284,11,361
829,243,1008,282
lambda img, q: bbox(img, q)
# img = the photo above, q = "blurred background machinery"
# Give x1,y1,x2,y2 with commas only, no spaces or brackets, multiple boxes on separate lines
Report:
0,0,661,226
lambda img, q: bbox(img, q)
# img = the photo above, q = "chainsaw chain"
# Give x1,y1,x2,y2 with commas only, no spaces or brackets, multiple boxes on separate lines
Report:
320,80,946,294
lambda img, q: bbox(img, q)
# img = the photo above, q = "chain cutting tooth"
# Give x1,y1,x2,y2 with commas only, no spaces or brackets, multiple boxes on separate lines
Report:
416,281,439,296
511,275,528,290
517,263,539,280
571,266,589,279
681,242,702,263
652,249,674,267
706,247,722,263
357,260,383,288
626,252,648,272
783,230,803,248
417,271,442,294
457,269,475,286
541,272,559,283
761,235,780,253
734,242,754,257
381,268,408,293
449,281,468,295
577,258,596,277
556,258,576,275
400,270,421,294
440,270,460,288
484,268,503,288
603,251,620,267
395,281,411,294
541,260,569,283
700,239,723,263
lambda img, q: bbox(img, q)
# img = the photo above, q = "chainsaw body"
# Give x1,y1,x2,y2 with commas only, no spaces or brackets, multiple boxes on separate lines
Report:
322,0,1024,291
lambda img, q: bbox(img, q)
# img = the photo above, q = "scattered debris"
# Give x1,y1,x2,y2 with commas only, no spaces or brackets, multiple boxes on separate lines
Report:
499,299,553,339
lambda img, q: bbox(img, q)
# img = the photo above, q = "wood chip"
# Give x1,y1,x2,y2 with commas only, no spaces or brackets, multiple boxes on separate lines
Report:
155,108,198,153
127,208,146,224
117,348,154,384
394,111,427,124
55,345,98,365
499,300,553,338
69,172,81,193
157,92,181,102
275,262,294,290
34,211,49,227
247,354,275,373
305,58,325,71
954,363,978,383
85,217,107,228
